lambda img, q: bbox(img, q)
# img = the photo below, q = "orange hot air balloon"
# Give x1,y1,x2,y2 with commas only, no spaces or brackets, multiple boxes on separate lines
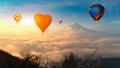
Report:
14,14,22,23
34,13,52,33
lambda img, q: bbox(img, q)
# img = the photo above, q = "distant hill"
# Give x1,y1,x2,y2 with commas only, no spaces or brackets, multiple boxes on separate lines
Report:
0,50,21,68
69,23,120,37
0,50,40,68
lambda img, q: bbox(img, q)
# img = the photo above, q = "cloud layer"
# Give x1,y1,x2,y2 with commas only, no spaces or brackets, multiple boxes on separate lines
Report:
0,23,120,59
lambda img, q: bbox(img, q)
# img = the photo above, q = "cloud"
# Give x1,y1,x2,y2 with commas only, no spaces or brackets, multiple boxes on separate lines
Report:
0,23,120,58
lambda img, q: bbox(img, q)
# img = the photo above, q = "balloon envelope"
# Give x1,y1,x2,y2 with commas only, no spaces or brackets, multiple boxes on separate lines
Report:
14,14,22,23
58,19,63,24
89,4,105,24
34,13,52,33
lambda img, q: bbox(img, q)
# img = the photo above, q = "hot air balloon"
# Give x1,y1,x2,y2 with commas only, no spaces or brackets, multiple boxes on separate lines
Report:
89,4,105,24
14,14,22,23
58,19,63,24
34,13,52,33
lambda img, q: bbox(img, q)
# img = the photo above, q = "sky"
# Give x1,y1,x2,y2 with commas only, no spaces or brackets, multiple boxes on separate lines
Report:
0,0,120,59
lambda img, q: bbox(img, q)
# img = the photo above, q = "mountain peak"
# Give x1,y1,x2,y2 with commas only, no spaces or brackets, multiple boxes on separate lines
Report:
70,23,86,30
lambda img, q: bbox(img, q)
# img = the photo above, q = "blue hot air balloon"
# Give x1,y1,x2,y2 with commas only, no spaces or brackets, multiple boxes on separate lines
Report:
89,4,105,24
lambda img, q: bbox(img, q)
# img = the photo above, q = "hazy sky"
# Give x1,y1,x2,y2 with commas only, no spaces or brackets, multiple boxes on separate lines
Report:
0,0,120,58
0,0,120,32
